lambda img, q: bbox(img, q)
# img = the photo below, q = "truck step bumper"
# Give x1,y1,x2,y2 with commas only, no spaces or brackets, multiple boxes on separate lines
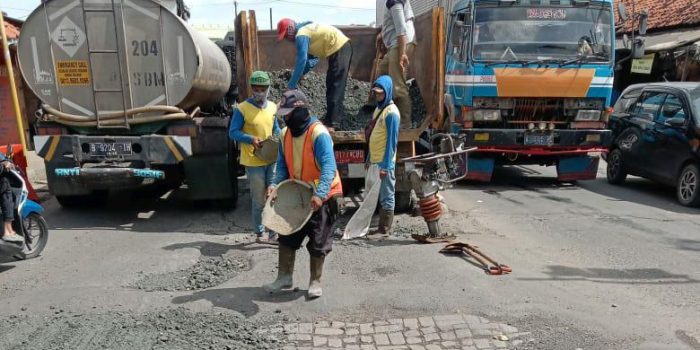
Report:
53,167,165,189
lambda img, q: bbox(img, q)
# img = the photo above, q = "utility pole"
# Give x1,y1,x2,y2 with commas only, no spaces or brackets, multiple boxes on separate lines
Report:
234,1,238,15
269,8,273,30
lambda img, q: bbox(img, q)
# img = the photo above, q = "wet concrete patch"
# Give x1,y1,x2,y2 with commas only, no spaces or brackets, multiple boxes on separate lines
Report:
132,255,250,292
0,308,286,350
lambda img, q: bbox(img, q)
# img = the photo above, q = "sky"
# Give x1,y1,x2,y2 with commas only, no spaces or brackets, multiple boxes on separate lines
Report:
0,0,377,29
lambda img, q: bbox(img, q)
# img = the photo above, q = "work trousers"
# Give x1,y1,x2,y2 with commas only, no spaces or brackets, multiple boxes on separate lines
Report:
378,43,416,129
325,42,353,129
0,177,13,222
246,164,275,235
279,199,338,257
378,169,396,211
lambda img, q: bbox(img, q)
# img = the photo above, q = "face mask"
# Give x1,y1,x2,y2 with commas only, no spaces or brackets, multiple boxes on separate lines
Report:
252,89,269,104
285,108,310,136
370,90,385,105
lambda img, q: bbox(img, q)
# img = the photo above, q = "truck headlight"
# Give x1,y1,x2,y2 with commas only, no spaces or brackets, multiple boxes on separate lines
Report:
575,110,602,121
473,109,501,121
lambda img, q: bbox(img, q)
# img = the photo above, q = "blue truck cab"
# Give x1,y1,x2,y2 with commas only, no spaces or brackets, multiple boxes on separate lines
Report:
445,0,615,181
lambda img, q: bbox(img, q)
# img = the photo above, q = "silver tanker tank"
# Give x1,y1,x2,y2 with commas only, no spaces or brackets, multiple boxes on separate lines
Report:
17,0,230,125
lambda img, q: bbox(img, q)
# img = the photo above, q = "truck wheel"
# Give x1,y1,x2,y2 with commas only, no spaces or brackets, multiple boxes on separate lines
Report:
56,191,108,208
606,149,627,185
395,191,414,213
677,164,700,207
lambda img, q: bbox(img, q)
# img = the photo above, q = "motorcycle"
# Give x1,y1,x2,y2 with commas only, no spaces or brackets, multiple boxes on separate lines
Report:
0,166,49,260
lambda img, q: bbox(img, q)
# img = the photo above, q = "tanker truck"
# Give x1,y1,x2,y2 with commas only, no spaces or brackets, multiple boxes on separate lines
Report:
18,0,239,207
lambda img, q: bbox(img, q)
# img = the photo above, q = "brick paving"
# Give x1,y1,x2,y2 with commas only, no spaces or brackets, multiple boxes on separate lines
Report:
279,314,531,349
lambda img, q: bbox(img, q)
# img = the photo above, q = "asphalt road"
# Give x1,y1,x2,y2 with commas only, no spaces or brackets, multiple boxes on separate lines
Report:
0,164,698,349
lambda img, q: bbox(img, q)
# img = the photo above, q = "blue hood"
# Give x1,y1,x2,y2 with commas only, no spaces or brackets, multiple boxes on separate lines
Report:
374,75,394,109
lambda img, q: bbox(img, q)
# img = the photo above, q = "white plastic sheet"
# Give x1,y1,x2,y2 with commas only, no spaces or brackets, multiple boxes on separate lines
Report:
343,164,381,240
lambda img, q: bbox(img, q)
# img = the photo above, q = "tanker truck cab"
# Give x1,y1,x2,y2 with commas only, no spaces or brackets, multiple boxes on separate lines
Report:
21,0,238,207
446,0,615,182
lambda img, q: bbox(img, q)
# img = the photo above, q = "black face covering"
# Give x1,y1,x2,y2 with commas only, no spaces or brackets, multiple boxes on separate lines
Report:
285,108,311,137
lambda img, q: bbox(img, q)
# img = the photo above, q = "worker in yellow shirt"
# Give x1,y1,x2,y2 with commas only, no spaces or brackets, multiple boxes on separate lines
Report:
277,18,353,132
229,71,281,244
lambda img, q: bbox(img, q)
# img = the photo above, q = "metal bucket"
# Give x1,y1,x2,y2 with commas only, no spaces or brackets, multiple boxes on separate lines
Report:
262,179,313,236
254,136,279,164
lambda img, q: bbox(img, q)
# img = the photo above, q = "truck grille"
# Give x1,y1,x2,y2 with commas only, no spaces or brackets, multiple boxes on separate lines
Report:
509,98,567,129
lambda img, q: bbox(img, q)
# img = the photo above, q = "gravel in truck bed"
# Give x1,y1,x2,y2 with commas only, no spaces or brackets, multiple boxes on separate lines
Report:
268,70,426,131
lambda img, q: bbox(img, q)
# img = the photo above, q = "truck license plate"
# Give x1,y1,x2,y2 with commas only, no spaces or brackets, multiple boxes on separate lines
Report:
524,134,553,146
89,142,132,156
335,150,364,163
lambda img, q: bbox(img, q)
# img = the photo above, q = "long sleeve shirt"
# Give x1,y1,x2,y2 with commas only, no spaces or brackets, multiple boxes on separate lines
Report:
228,99,281,144
380,112,400,171
288,35,319,89
273,123,336,199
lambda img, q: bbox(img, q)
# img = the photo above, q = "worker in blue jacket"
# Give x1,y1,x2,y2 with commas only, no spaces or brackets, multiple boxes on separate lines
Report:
264,90,342,299
277,18,353,132
366,75,400,236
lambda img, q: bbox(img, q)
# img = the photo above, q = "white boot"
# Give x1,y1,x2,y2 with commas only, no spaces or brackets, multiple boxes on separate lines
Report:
308,256,325,298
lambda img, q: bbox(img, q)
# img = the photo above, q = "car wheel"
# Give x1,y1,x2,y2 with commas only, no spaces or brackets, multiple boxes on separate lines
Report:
606,149,627,185
677,164,700,207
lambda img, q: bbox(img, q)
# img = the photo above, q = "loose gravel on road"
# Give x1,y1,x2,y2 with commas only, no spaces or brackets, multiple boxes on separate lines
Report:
0,308,286,350
132,256,250,292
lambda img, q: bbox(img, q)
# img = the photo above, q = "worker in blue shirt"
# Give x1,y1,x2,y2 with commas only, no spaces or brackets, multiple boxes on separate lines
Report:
277,18,353,132
366,75,400,236
264,90,343,299
229,71,281,244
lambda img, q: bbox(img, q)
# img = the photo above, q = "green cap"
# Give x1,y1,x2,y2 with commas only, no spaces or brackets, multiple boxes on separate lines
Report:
250,71,271,86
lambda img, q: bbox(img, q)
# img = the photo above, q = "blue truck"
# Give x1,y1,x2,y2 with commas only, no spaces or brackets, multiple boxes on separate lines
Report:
445,0,617,181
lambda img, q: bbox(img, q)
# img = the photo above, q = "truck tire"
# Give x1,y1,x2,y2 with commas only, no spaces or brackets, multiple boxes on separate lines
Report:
677,163,700,207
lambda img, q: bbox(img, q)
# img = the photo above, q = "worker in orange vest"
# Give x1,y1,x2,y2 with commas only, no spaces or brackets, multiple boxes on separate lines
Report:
264,90,343,299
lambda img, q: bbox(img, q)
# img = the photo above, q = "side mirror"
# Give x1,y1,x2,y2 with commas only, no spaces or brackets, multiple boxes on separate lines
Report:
632,38,646,59
638,10,649,35
665,117,686,128
617,3,628,21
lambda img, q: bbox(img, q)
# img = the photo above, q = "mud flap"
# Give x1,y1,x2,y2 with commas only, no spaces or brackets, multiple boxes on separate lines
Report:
466,158,495,182
557,155,600,181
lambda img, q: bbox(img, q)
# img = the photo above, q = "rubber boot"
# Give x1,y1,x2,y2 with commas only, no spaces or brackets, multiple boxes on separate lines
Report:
307,256,325,299
378,208,394,236
263,245,295,293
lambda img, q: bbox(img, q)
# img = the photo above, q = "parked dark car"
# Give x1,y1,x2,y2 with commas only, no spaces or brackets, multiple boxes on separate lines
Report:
606,82,700,206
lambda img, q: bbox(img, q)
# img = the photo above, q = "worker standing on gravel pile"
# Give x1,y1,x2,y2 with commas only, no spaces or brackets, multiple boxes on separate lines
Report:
377,0,415,129
229,71,281,245
276,18,353,132
264,90,342,299
366,76,400,237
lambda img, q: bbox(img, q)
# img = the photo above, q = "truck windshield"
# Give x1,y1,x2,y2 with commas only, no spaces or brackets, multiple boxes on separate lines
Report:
472,6,612,63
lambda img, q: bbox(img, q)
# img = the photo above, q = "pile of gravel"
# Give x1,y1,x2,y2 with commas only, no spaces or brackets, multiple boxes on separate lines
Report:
0,308,285,350
268,70,426,131
132,256,249,292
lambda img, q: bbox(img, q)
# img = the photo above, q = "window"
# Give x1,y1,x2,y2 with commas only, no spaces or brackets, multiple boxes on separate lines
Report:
630,91,666,120
613,89,642,113
449,10,472,62
658,94,687,124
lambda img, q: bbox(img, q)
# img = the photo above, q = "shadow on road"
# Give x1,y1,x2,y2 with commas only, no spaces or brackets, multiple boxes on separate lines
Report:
578,178,699,215
673,239,700,252
163,241,277,256
520,265,700,285
43,182,254,235
458,166,580,193
172,287,305,317
0,264,15,273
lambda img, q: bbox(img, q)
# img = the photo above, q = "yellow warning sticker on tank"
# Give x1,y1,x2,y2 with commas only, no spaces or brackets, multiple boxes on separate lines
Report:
56,60,90,86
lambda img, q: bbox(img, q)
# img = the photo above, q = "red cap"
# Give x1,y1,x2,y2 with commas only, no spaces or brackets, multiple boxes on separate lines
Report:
277,18,294,41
